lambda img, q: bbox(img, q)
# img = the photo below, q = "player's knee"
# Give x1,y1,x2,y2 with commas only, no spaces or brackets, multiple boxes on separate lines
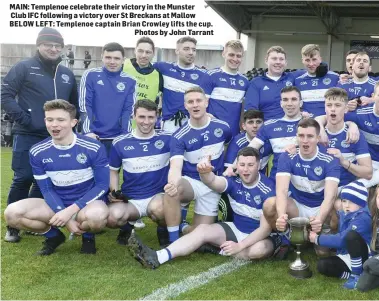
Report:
263,197,276,218
4,203,23,226
148,200,164,221
85,207,109,231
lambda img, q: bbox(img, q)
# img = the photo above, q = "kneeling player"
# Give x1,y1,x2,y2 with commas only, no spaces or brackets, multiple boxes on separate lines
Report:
106,100,171,245
128,147,280,269
4,100,110,255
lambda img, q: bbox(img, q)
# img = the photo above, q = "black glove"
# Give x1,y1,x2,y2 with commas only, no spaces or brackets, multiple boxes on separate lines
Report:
111,190,129,203
315,62,328,78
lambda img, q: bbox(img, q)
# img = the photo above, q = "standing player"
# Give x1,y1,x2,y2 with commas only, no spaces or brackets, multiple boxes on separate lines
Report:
154,37,208,133
106,100,171,245
264,118,340,238
128,147,279,269
245,46,295,121
203,40,249,136
4,100,110,255
162,86,231,243
79,42,136,154
295,44,339,117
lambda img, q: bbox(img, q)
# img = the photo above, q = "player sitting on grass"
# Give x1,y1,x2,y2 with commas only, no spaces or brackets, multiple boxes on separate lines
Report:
128,147,282,269
4,100,110,255
310,180,372,290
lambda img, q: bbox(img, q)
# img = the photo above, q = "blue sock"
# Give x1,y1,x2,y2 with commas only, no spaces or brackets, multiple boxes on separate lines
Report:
181,207,188,222
43,227,60,238
180,222,189,233
82,232,95,240
167,226,179,242
351,256,363,275
120,223,134,231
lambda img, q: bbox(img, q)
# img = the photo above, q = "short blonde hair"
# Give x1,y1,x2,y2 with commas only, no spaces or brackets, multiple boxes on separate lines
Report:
184,86,206,101
266,46,286,60
324,87,348,103
301,44,320,57
224,40,244,52
43,99,77,119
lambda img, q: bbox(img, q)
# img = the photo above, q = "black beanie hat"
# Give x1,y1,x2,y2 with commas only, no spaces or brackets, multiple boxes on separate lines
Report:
36,27,64,47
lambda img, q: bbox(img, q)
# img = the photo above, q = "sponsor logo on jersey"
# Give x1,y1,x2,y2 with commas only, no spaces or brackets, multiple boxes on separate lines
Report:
352,225,357,230
42,158,53,163
116,82,125,91
286,81,292,87
189,138,198,144
274,127,282,131
239,79,245,87
219,77,227,82
124,146,135,151
364,121,372,127
263,85,270,91
169,68,177,73
296,163,301,168
300,81,307,85
214,128,223,138
323,78,331,85
154,140,164,149
61,74,70,83
97,80,104,85
191,73,199,80
59,154,71,158
254,195,262,205
341,140,350,148
314,166,323,176
76,153,87,164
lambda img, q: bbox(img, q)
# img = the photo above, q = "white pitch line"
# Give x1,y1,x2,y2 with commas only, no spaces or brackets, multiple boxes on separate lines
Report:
140,258,250,300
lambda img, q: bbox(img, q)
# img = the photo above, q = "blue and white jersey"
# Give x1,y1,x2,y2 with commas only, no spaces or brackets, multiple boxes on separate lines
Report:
171,118,232,181
29,134,109,212
109,130,171,200
345,104,379,164
153,62,208,121
277,148,340,207
245,73,295,121
203,68,249,136
337,77,377,100
326,123,371,186
222,173,275,234
254,116,301,179
224,132,272,172
295,71,339,117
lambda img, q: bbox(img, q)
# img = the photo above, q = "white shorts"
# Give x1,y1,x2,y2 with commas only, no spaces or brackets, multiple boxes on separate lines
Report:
182,176,220,216
221,222,249,242
293,199,320,218
359,160,379,188
162,117,189,133
128,193,163,217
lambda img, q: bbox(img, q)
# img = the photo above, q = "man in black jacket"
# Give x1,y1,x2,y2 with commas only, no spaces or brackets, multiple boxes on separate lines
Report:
1,27,79,243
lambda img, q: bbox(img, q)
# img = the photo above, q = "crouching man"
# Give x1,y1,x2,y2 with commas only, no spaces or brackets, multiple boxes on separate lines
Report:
4,100,110,255
128,147,281,269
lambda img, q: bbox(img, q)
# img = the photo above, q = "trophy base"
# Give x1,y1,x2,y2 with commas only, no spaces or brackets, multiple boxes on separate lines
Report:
289,267,312,279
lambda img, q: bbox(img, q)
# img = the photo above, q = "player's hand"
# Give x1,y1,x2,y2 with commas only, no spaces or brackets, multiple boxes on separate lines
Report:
276,214,288,232
308,231,318,243
339,73,352,84
197,155,214,174
301,111,311,119
309,216,322,233
319,127,329,147
327,148,342,160
49,206,77,227
223,165,237,177
164,182,178,197
346,123,360,143
220,241,242,256
360,96,373,106
85,133,99,140
65,220,84,236
284,144,297,154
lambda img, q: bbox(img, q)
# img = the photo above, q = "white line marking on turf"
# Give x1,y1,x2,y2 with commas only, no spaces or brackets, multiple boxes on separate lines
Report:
140,258,249,300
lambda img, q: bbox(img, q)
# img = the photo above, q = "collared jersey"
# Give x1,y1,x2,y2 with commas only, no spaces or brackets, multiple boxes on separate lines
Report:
170,118,232,180
29,134,109,212
109,130,171,200
277,148,340,207
203,68,249,136
295,71,339,117
345,104,379,163
326,123,371,186
337,77,377,100
222,173,275,234
254,116,301,179
153,62,208,121
224,132,272,172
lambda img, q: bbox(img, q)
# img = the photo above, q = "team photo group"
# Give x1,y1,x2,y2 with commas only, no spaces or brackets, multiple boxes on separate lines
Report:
2,26,379,293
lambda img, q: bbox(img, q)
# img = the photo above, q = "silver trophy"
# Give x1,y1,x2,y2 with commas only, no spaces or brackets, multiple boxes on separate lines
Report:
288,217,312,279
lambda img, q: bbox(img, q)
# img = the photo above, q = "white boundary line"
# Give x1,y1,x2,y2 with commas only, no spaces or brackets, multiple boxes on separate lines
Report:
140,258,250,300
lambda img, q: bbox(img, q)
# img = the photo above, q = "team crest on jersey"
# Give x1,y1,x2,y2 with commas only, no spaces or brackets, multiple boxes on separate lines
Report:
76,153,87,164
286,81,292,87
214,128,223,138
116,83,126,91
61,74,70,83
254,195,261,205
239,79,245,87
341,140,350,148
191,73,199,80
154,140,164,149
314,166,323,176
323,78,331,85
